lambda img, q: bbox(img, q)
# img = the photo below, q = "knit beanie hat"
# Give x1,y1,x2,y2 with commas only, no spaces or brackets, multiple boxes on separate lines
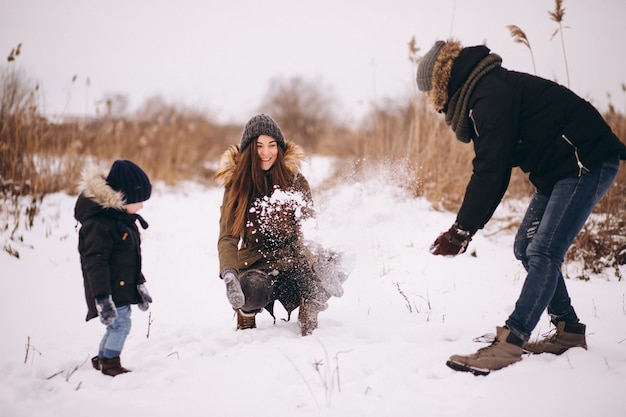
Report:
106,160,152,204
240,114,286,152
416,40,446,92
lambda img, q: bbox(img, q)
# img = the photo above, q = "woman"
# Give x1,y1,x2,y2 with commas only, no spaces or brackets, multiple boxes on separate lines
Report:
215,114,339,336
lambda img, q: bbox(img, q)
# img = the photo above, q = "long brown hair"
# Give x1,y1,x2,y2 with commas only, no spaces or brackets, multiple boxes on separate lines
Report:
226,138,295,237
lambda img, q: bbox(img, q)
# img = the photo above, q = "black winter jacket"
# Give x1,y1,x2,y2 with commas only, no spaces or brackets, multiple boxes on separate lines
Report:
437,44,626,232
74,167,147,321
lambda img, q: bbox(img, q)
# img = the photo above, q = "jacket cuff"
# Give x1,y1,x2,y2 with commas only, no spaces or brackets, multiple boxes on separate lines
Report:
221,267,238,279
454,221,476,236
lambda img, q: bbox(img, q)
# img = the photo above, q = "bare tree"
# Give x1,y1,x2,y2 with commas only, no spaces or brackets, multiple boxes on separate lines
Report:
258,76,336,151
97,92,129,119
134,94,177,122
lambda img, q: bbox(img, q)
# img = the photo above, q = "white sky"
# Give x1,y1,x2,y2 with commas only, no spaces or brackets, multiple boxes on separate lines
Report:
2,0,625,123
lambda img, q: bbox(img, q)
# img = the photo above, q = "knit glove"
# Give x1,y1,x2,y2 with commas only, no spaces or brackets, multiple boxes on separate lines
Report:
95,295,117,326
137,283,152,311
222,268,245,309
430,223,474,256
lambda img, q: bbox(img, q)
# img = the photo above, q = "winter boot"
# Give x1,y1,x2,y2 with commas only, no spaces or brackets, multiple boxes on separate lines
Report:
298,298,327,336
100,356,131,377
446,326,524,376
91,356,101,371
236,309,257,330
523,321,587,355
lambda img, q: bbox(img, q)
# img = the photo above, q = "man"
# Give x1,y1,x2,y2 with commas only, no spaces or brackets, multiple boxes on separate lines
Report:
417,39,626,375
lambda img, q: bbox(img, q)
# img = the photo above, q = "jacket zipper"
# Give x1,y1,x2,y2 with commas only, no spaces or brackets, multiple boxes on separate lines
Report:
469,109,480,137
561,134,590,176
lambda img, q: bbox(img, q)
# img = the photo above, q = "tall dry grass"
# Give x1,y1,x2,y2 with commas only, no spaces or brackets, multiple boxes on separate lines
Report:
566,111,626,278
549,0,570,88
1,28,625,275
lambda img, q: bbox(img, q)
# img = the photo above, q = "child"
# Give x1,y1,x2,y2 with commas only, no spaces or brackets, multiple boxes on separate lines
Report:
74,159,153,376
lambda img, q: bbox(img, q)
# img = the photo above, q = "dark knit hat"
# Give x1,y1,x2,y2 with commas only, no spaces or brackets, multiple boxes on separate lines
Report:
417,40,445,92
106,160,152,204
240,114,286,152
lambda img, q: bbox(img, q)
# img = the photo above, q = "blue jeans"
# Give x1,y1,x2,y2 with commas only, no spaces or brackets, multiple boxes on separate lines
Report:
99,305,132,358
507,156,620,341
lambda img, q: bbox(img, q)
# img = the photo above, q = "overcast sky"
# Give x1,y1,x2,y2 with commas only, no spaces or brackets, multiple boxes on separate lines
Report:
2,0,625,124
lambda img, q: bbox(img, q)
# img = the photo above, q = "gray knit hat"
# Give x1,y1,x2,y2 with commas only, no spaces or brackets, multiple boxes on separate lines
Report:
416,40,445,92
240,114,286,152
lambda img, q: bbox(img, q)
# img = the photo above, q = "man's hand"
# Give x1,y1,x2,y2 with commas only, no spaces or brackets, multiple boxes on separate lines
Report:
430,223,473,256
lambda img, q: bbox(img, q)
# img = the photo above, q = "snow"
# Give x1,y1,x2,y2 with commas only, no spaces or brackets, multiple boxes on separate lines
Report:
1,156,625,416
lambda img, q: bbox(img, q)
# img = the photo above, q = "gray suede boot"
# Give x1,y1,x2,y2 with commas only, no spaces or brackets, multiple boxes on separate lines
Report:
446,326,524,376
91,356,101,371
523,321,587,355
298,298,327,336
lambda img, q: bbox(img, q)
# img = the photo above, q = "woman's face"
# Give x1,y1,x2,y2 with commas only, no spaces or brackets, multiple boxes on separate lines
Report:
256,134,279,171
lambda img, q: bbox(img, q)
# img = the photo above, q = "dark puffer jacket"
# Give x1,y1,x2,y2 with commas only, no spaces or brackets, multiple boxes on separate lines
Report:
74,167,147,321
430,41,626,232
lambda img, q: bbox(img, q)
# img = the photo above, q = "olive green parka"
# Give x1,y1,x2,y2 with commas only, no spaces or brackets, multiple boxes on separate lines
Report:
215,141,314,276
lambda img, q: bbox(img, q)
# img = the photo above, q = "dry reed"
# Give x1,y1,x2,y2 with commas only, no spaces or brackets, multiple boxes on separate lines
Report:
549,0,570,87
2,21,625,276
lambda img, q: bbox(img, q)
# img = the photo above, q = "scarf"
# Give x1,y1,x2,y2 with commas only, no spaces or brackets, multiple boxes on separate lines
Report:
106,209,149,239
445,53,502,143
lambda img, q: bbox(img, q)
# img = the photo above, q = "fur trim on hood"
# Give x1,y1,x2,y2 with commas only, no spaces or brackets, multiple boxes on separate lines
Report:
214,140,306,187
77,165,126,210
430,39,463,113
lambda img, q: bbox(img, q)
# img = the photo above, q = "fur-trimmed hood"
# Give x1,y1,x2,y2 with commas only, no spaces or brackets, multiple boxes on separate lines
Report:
214,140,306,187
74,165,126,223
430,39,463,113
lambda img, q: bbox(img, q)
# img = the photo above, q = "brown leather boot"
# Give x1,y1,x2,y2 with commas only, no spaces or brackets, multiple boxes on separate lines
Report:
91,356,101,371
100,357,131,377
446,326,524,376
236,309,257,330
523,321,587,355
298,298,327,336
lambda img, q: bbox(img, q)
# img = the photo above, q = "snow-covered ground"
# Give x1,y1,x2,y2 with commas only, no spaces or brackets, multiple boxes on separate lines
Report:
1,156,625,416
